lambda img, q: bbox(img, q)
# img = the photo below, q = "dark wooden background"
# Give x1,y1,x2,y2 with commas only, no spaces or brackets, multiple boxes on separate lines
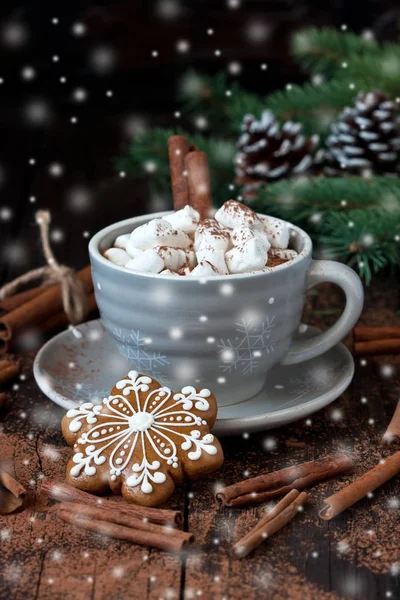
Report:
0,2,399,599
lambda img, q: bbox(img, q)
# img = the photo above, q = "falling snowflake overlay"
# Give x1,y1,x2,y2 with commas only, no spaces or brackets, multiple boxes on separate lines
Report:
218,317,277,375
65,371,219,497
112,328,169,379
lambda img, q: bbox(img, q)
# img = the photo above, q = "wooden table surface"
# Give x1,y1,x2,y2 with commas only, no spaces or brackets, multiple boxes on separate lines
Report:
0,170,399,600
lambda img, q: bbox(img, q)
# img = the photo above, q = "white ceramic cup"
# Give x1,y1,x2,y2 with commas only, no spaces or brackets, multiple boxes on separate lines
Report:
89,211,364,408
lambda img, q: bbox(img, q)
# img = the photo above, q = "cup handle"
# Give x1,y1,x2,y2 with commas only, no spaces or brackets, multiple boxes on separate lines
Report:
280,260,364,366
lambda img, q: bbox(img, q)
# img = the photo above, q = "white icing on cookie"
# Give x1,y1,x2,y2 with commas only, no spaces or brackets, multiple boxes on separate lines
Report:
66,403,103,433
68,371,216,494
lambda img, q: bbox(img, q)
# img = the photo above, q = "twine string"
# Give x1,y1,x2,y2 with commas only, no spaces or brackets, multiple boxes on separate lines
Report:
0,210,89,324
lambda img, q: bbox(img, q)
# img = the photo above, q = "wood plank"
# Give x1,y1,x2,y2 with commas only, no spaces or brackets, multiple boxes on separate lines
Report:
184,276,400,599
0,356,184,600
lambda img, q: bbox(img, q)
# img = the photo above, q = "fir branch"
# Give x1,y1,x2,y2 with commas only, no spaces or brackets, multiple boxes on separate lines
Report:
249,176,400,226
262,80,358,136
292,27,380,77
248,176,400,282
340,50,400,98
319,209,400,284
226,89,270,131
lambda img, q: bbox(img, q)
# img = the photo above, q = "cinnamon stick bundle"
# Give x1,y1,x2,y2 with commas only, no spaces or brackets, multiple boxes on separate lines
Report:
57,502,192,550
168,135,190,211
41,479,182,528
35,293,97,337
216,453,354,507
57,508,192,552
0,470,26,514
0,286,51,313
233,490,307,558
10,293,97,351
185,151,212,220
0,359,20,385
353,339,400,356
0,265,93,353
320,451,400,520
353,326,400,341
382,402,400,446
0,392,7,409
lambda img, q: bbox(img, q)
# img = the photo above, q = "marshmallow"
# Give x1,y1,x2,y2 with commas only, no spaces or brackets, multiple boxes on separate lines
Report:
114,234,130,250
178,266,194,276
186,249,197,266
125,238,143,259
104,248,131,266
163,205,200,234
215,200,261,230
154,246,195,272
130,219,192,250
268,248,298,261
105,201,292,277
190,261,222,276
125,249,164,273
194,220,231,253
225,238,269,274
196,243,228,275
195,218,219,234
231,226,270,252
263,216,290,249
160,269,179,276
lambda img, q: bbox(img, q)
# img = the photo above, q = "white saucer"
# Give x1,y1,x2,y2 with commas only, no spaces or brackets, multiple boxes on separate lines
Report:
33,319,354,436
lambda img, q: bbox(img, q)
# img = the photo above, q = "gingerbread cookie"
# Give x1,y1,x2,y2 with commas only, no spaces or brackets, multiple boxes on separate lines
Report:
61,371,224,507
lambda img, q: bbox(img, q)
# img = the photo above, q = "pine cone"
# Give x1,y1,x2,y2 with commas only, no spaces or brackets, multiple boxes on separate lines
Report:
325,90,400,175
235,111,323,195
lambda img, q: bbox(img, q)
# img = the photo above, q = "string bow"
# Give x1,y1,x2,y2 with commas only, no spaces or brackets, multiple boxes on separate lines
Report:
0,210,89,324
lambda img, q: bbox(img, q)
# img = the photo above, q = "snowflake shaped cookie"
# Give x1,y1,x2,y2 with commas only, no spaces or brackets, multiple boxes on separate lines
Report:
62,371,224,507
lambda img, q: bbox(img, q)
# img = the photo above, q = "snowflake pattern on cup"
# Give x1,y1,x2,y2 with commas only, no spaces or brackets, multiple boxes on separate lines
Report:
62,371,223,506
112,328,169,380
218,317,276,375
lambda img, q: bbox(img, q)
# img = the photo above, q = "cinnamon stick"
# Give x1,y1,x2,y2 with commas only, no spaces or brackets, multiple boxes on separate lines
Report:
320,451,400,520
0,265,93,353
41,479,182,528
233,491,307,558
57,508,192,552
382,402,400,446
233,489,299,557
185,151,212,220
353,339,400,356
353,326,400,341
0,392,7,409
0,470,26,514
37,293,97,335
168,135,191,211
0,286,51,313
216,453,354,507
9,293,97,351
0,359,20,385
57,502,191,543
